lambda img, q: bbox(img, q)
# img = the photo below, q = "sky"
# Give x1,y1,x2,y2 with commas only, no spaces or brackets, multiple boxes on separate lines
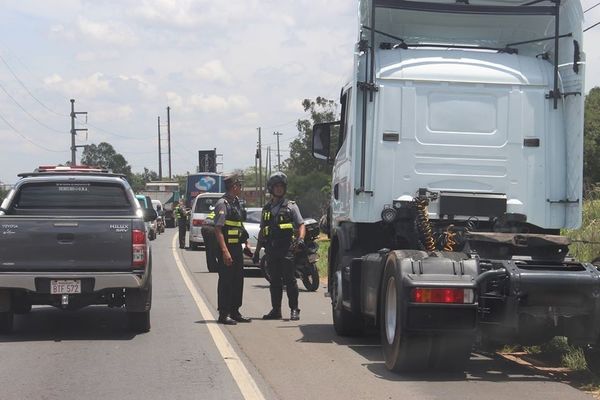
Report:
0,0,599,185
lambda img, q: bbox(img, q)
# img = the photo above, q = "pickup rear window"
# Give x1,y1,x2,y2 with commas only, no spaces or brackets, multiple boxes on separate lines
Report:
11,182,131,210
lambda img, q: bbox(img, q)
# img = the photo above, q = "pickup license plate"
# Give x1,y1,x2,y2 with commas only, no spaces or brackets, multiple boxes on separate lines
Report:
50,280,81,294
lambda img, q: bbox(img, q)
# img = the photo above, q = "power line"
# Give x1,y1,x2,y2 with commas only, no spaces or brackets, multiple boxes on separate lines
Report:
0,81,66,134
584,2,600,13
0,52,68,118
584,20,600,32
0,110,66,153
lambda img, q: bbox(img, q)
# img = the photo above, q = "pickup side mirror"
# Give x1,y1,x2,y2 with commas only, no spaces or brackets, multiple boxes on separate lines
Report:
143,208,158,222
312,121,339,163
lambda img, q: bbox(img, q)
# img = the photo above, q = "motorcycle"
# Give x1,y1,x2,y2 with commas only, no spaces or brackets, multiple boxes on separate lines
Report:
260,218,321,292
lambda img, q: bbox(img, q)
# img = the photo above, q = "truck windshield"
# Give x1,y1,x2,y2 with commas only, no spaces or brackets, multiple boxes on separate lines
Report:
12,182,131,210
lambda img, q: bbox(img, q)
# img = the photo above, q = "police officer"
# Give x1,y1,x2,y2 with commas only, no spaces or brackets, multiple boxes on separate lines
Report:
200,210,219,273
214,174,251,325
253,172,305,321
175,199,190,249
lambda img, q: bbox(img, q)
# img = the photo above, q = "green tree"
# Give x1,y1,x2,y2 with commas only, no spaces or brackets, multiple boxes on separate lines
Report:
129,168,160,192
80,142,133,179
283,96,338,218
584,87,600,188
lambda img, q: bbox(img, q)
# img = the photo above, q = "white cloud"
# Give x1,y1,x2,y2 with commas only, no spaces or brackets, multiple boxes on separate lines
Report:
194,60,233,85
50,24,65,33
77,16,138,46
166,91,184,109
189,94,249,113
44,72,112,97
76,50,120,62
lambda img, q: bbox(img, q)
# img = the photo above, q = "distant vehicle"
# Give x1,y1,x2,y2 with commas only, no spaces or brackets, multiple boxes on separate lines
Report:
136,194,157,240
243,207,264,267
185,173,225,208
189,192,223,250
0,165,155,333
141,181,180,228
151,199,165,234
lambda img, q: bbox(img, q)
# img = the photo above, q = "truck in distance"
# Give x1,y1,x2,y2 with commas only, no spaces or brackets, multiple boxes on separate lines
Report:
141,181,180,228
0,165,156,333
313,0,593,372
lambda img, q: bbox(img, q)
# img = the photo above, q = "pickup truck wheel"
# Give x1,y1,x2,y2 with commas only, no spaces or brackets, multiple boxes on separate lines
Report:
380,253,431,372
332,250,364,336
128,311,150,333
13,302,32,315
0,312,14,334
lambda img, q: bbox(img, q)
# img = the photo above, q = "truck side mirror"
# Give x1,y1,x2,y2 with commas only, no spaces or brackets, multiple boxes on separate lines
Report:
313,122,338,162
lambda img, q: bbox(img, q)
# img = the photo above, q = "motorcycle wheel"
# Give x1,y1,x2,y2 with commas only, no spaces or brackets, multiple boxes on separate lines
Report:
260,256,272,283
301,262,320,292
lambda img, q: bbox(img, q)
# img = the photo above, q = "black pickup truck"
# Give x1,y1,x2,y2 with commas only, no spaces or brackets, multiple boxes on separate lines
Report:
0,166,156,333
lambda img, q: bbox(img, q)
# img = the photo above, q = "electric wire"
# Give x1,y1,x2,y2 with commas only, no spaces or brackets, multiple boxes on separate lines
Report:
584,2,600,13
0,81,66,134
0,52,68,118
584,20,600,32
0,110,66,153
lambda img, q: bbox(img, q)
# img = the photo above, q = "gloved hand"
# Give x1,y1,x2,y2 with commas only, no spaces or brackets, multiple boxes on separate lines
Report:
252,251,261,265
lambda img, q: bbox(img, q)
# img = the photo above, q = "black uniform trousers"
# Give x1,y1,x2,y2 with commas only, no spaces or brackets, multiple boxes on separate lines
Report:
200,225,218,272
266,251,298,310
217,244,244,316
178,220,187,248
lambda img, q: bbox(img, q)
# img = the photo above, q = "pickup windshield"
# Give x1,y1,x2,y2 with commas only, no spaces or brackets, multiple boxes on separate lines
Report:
10,182,131,210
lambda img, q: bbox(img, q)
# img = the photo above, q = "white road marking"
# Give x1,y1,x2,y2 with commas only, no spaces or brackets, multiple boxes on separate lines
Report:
171,234,266,400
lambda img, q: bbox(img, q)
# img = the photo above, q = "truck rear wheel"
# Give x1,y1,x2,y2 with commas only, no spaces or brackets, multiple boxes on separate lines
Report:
380,252,431,372
332,250,364,336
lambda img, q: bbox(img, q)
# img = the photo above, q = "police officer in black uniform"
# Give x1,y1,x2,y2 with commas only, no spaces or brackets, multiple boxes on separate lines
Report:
253,172,305,321
175,199,189,249
214,174,252,325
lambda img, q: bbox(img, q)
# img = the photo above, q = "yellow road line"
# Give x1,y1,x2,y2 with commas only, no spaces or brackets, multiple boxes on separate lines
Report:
171,234,266,400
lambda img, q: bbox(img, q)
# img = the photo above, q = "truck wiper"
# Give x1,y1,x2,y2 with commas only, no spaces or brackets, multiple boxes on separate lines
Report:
363,25,517,54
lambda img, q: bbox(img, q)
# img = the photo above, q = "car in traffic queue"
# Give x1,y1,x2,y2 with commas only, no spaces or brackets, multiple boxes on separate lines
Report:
136,194,157,240
188,192,224,250
242,207,265,267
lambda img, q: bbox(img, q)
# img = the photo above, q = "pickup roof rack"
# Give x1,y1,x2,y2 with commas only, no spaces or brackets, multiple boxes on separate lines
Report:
17,165,126,178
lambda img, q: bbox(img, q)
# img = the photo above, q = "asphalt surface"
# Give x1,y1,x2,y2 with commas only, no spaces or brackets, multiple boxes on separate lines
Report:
0,229,595,400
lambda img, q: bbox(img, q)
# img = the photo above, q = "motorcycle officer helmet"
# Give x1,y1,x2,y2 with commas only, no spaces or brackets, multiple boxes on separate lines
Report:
267,171,288,195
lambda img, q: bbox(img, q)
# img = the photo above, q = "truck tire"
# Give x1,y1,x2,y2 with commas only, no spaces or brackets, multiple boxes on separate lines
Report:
301,263,320,292
128,311,150,333
0,312,14,334
583,345,600,374
332,249,364,336
380,251,431,372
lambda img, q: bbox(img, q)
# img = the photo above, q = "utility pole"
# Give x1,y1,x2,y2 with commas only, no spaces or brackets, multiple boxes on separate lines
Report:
267,146,271,178
258,127,263,204
70,99,88,165
157,116,162,180
273,131,283,171
167,106,172,179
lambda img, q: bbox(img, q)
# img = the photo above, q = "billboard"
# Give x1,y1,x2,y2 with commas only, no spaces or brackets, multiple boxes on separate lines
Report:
198,149,217,173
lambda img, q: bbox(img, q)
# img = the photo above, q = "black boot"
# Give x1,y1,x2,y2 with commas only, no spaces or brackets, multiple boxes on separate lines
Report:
231,311,251,323
218,314,237,325
262,309,282,320
290,309,300,321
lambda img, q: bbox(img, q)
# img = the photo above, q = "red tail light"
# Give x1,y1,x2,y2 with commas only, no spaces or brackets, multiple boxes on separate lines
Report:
411,288,474,304
132,229,147,267
192,219,204,226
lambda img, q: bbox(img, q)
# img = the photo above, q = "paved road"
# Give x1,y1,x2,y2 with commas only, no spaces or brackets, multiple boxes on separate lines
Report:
0,229,594,400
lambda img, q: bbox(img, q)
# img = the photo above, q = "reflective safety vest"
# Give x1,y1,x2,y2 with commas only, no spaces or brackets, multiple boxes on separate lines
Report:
203,211,215,227
175,205,187,222
221,197,245,245
261,199,294,247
